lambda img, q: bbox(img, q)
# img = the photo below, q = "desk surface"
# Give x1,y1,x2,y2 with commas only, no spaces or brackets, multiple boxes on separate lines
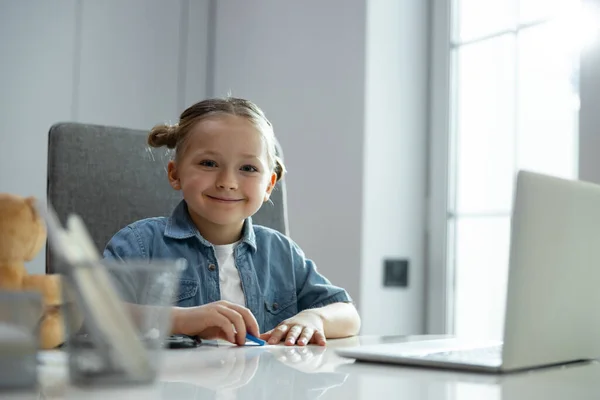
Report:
8,335,600,399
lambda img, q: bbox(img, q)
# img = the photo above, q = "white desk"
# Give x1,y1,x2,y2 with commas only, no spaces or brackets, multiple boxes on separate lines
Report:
8,335,600,399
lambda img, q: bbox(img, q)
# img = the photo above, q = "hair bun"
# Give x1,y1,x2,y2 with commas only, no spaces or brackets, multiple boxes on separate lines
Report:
148,124,178,149
274,156,286,182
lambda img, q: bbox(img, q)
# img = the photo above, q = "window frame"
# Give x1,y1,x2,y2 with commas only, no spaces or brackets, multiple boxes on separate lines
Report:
426,0,580,334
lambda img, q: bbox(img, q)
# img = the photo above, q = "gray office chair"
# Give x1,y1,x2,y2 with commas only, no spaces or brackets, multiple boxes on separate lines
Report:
46,122,289,273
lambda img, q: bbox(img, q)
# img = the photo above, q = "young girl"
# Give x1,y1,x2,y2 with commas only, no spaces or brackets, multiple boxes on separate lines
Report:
103,97,360,346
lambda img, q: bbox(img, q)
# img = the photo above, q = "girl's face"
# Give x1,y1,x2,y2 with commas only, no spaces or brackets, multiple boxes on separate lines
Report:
168,115,276,242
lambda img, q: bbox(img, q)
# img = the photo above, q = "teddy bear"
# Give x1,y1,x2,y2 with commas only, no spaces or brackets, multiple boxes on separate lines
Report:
0,192,70,349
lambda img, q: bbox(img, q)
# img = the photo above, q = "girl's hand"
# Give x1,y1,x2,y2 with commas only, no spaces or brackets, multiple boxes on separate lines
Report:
172,300,260,346
259,310,326,346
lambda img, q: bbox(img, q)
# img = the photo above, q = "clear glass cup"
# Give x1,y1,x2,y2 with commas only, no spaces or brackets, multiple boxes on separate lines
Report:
61,259,186,387
0,290,42,391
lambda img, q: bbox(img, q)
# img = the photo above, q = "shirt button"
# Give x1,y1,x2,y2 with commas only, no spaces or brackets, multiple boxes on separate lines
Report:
208,264,216,271
272,303,279,310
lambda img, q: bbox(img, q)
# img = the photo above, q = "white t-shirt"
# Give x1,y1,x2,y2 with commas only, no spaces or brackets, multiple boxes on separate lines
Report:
214,242,245,306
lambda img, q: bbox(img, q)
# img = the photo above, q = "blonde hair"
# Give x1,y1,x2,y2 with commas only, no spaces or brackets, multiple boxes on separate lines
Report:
148,97,286,182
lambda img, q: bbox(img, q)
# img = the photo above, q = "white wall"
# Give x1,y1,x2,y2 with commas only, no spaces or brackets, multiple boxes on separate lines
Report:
360,0,429,334
0,0,208,274
212,0,367,309
0,0,77,229
0,0,430,335
579,0,600,184
213,0,430,334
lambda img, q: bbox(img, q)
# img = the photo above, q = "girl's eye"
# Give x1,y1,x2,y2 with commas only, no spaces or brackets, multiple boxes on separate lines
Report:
240,165,259,173
199,160,217,167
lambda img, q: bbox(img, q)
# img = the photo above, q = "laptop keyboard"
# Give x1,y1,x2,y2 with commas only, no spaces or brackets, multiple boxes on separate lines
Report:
414,345,503,365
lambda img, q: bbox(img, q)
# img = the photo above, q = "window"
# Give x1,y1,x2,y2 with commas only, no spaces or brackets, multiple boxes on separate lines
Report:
431,0,584,340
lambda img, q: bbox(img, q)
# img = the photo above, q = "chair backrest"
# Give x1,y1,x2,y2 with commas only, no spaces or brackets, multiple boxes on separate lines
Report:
46,122,289,272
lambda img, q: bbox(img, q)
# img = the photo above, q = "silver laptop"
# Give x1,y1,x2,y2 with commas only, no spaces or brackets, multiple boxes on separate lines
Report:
337,170,600,373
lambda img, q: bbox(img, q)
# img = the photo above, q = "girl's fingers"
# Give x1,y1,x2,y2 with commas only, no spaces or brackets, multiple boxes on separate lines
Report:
297,327,315,347
216,306,247,346
259,330,273,341
268,324,290,344
221,302,260,337
284,325,304,346
311,330,327,346
206,313,237,344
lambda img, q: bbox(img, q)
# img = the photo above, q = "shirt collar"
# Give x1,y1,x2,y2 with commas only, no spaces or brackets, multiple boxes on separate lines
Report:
164,200,257,251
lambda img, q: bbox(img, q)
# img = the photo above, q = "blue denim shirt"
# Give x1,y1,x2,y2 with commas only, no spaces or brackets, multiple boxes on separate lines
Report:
102,200,352,333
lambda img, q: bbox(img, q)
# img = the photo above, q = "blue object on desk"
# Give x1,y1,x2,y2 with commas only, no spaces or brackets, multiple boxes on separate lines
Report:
246,333,266,346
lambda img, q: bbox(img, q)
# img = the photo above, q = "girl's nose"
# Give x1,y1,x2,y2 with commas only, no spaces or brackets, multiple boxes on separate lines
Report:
216,170,238,190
